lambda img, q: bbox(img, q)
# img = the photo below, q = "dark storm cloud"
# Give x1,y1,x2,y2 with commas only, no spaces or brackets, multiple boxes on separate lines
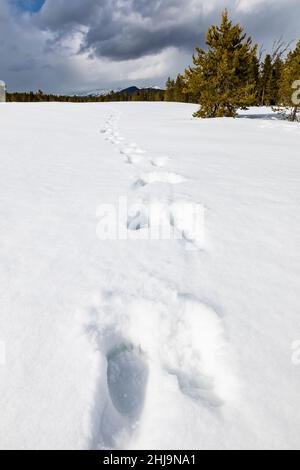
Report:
237,1,300,50
35,0,300,61
37,0,215,60
82,22,204,61
36,0,99,29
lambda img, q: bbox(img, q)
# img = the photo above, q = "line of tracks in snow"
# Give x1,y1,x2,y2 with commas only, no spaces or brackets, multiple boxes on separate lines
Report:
86,107,238,449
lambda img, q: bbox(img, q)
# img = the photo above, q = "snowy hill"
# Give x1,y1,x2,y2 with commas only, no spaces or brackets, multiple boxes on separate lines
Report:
118,86,164,95
71,88,117,97
73,86,164,97
0,102,300,450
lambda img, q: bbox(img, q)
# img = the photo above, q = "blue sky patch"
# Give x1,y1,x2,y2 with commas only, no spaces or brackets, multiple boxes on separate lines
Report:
14,0,46,13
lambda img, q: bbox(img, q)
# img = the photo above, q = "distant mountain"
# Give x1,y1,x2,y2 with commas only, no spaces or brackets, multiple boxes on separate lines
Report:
73,85,164,97
72,88,118,97
119,86,140,95
119,86,165,95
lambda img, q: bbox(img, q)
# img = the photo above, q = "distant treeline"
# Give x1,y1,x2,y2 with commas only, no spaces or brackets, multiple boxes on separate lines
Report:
6,88,165,103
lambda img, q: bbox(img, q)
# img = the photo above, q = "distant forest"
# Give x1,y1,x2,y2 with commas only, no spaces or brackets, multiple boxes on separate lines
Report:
6,88,165,103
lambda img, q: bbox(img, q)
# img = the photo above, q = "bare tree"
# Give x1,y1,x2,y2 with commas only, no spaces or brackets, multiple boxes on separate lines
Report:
271,37,294,63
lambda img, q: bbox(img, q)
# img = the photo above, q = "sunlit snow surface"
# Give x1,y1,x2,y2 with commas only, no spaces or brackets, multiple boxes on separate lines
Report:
0,103,300,449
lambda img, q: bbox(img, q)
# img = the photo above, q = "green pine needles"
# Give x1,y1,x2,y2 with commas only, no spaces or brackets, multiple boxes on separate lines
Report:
185,10,258,118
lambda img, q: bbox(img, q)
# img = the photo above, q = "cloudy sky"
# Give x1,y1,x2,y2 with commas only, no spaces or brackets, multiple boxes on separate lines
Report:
0,0,299,94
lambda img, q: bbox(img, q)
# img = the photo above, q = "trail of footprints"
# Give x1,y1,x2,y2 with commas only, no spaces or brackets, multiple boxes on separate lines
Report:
89,111,235,448
101,112,202,248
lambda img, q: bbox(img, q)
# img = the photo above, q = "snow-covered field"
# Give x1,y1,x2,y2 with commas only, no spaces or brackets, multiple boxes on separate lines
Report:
0,102,300,450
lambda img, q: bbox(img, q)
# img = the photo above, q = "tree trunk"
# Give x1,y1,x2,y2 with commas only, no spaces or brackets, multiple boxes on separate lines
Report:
290,106,298,122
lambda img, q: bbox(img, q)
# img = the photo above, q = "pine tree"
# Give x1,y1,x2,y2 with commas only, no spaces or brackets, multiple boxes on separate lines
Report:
250,54,260,105
259,54,273,105
185,10,258,118
278,41,300,121
174,75,186,102
259,54,283,105
269,57,283,105
165,77,176,101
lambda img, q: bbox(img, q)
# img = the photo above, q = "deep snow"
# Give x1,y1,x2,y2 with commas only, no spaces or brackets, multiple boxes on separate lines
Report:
0,102,300,450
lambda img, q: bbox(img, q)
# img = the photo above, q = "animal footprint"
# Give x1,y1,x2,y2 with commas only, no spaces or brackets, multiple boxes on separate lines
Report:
127,208,149,231
169,201,206,250
151,156,171,168
126,155,144,164
120,149,144,164
86,296,149,449
133,172,186,188
164,294,237,408
107,344,149,418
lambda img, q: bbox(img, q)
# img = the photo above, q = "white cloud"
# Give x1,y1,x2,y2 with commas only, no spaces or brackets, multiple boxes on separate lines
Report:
237,0,282,12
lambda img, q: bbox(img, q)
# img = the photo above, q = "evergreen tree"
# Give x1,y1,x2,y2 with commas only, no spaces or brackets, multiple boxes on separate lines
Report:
259,54,283,105
250,54,260,105
278,41,300,121
174,74,186,102
165,74,195,103
269,57,283,105
165,77,176,101
259,54,273,105
185,10,258,118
